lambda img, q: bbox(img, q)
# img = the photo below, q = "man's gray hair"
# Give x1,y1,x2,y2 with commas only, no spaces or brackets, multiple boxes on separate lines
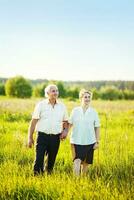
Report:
44,84,58,98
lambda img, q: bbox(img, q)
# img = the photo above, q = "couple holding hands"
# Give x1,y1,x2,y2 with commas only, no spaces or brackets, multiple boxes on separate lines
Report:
28,84,100,176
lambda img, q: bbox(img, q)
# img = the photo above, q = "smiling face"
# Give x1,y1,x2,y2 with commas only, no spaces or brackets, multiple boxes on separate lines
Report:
81,92,92,106
48,86,59,100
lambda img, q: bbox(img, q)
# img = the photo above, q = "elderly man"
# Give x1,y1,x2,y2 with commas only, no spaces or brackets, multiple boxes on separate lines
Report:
28,84,68,175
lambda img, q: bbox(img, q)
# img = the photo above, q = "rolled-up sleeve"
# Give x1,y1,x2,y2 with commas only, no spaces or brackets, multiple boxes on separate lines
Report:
68,110,74,125
63,106,69,121
94,112,100,127
32,102,41,119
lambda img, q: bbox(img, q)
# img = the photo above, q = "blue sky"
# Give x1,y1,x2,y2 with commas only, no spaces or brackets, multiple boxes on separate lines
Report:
0,0,134,81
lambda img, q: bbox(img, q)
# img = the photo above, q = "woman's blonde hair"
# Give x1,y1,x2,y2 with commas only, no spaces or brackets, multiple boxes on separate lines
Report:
79,89,93,99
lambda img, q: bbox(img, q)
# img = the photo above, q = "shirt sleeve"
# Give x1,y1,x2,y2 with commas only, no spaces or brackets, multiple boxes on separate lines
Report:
63,106,69,121
32,102,41,119
68,109,74,124
94,111,100,127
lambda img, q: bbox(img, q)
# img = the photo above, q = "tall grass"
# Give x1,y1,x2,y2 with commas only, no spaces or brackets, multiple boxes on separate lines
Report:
0,97,134,199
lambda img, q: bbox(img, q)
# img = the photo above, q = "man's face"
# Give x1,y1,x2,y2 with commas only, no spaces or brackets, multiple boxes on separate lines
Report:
48,86,59,99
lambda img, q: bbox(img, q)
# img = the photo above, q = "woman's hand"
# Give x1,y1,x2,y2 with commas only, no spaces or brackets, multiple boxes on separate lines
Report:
60,129,68,140
93,142,99,150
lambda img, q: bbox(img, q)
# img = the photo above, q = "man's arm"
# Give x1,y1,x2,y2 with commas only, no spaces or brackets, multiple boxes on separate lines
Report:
60,121,69,140
28,119,38,148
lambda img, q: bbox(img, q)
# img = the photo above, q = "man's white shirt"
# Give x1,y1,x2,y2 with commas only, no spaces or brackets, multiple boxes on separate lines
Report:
32,99,68,135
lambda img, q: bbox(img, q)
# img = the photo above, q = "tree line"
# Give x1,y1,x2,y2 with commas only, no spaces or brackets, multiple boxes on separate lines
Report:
0,76,134,100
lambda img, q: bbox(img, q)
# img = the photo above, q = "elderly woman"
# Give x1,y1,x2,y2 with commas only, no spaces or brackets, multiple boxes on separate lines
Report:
69,89,100,176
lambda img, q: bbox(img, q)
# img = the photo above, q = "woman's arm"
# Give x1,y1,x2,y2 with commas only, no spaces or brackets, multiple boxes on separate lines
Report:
95,127,100,143
93,127,100,149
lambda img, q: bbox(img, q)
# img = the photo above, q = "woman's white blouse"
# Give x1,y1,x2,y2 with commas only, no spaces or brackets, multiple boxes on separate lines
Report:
69,106,100,145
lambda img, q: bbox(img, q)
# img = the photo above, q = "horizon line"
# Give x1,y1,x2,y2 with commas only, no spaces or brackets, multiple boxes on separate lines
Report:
0,76,134,82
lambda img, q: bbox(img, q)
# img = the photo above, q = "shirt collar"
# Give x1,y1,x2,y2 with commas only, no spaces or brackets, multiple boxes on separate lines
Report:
80,106,91,113
46,99,59,104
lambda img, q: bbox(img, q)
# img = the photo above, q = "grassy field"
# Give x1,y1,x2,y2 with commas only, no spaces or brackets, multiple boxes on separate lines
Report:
0,97,134,200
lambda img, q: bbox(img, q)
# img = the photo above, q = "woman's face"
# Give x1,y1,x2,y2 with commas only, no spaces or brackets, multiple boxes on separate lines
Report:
81,92,91,106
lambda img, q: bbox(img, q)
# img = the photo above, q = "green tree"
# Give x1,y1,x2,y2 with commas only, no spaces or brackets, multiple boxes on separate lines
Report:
100,86,120,100
33,83,47,97
91,88,100,100
123,89,134,100
0,83,5,95
67,87,79,99
57,81,66,98
5,76,32,98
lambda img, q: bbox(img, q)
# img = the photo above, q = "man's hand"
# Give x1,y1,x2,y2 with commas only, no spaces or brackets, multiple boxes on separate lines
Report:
93,142,99,150
27,119,38,148
28,137,34,148
60,129,68,140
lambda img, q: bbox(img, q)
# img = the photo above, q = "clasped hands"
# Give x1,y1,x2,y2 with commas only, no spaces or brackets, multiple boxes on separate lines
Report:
60,128,68,140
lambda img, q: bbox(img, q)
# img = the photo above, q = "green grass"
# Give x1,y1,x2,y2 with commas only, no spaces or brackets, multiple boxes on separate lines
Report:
0,97,134,199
